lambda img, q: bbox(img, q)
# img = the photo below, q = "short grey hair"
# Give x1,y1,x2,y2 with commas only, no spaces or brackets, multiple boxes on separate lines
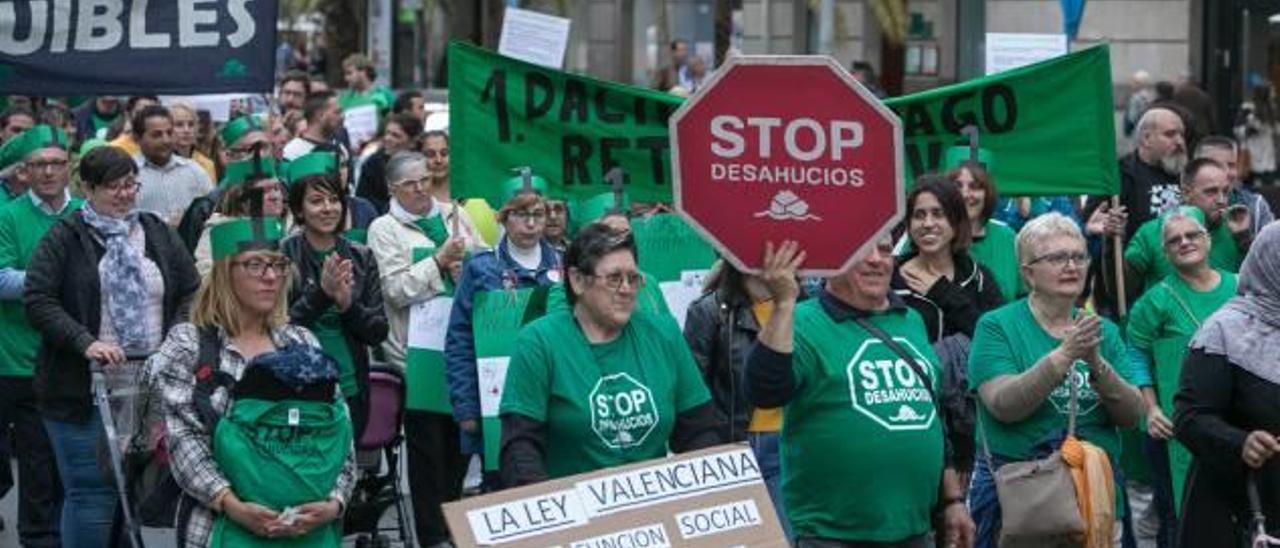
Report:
385,150,428,187
1135,107,1176,139
1016,212,1085,265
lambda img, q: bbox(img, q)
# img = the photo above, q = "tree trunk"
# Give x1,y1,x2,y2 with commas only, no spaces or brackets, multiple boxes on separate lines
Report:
714,0,732,66
320,0,366,87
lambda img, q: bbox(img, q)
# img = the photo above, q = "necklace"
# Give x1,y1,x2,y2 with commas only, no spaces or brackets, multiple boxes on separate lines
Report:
1027,297,1072,339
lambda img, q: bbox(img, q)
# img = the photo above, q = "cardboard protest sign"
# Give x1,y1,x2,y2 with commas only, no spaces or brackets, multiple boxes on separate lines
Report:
444,445,787,547
405,248,453,412
473,287,545,471
0,0,278,94
451,42,1119,206
448,41,682,210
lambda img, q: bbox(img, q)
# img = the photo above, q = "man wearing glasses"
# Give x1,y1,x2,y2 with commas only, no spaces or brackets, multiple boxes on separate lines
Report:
0,125,83,548
1125,157,1251,292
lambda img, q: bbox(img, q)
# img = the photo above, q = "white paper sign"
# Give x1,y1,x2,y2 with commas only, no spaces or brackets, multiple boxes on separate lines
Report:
569,523,672,548
408,296,454,351
985,33,1068,75
478,356,511,417
343,104,380,148
659,270,710,330
573,448,761,517
675,500,762,540
466,488,590,545
498,7,571,69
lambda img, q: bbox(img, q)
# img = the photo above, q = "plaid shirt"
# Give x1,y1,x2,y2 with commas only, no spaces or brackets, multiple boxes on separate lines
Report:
156,322,356,547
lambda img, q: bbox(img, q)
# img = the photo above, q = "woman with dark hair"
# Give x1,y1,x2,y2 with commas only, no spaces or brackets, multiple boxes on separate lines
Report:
683,259,796,533
499,223,722,486
357,113,423,215
893,176,1004,343
281,153,388,437
24,145,199,546
948,162,1021,302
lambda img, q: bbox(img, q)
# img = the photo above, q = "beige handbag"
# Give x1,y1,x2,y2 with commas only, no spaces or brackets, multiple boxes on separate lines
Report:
981,371,1086,547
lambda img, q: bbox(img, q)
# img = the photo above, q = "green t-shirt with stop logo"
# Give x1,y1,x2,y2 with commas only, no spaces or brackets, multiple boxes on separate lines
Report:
500,310,711,479
968,299,1136,461
782,298,944,542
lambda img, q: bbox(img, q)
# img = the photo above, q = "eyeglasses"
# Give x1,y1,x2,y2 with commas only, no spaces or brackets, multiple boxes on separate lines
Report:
100,176,139,194
393,177,432,190
228,141,269,160
424,148,449,159
1026,250,1090,268
25,159,68,172
510,209,547,222
1164,229,1206,248
231,258,292,277
588,271,645,291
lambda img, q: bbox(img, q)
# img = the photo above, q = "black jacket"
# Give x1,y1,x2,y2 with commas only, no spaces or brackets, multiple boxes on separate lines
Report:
25,212,199,423
683,289,760,441
890,252,1004,343
281,234,388,403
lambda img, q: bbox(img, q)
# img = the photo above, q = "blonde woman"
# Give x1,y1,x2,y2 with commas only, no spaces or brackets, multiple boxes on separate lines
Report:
168,102,218,183
156,217,356,546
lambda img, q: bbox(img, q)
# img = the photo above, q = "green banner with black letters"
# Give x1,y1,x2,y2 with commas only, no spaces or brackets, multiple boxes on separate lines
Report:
449,41,1118,205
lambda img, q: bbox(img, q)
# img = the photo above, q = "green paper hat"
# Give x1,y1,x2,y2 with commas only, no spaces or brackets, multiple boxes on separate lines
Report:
0,125,69,171
500,168,550,202
210,217,285,261
1162,205,1207,233
284,152,339,187
572,191,631,229
79,138,107,156
219,115,265,147
943,146,994,172
219,155,279,189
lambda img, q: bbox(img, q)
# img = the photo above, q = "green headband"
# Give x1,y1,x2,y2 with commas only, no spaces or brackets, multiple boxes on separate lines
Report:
0,125,69,171
500,171,550,202
284,152,339,187
210,217,284,261
220,155,279,189
220,115,265,147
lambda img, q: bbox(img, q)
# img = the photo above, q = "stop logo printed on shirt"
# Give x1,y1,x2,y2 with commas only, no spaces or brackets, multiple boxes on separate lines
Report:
1048,363,1100,416
590,373,661,449
846,338,937,432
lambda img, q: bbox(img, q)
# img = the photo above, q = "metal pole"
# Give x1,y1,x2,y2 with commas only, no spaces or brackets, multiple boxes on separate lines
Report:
1242,7,1250,101
818,0,834,55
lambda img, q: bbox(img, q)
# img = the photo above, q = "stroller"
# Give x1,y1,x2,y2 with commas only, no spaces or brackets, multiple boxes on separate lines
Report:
1249,472,1280,548
92,356,151,548
345,364,415,548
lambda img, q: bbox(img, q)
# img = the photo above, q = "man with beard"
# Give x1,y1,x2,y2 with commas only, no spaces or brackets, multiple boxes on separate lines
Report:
1194,136,1273,238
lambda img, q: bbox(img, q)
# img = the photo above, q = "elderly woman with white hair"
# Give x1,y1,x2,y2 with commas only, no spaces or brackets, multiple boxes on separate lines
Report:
1174,221,1280,545
966,213,1145,547
1125,207,1238,544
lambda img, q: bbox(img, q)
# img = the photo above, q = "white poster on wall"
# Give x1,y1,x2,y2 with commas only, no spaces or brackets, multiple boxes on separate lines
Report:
984,33,1068,75
499,7,571,69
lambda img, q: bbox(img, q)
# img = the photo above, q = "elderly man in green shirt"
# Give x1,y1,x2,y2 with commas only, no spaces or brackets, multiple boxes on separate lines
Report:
1125,157,1250,292
0,125,84,547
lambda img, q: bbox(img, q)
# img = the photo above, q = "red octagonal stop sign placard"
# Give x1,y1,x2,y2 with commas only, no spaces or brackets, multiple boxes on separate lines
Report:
671,56,904,276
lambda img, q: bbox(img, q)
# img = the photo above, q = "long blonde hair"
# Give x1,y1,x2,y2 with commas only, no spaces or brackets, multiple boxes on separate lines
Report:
191,253,291,337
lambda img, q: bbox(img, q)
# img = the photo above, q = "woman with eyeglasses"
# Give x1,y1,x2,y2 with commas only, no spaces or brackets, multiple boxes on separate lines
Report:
153,217,356,545
24,145,199,546
444,174,562,488
499,223,721,486
1174,222,1280,546
1125,208,1237,545
967,213,1144,547
368,150,481,547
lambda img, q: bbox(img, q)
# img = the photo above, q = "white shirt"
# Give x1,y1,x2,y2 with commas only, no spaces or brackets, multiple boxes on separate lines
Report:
134,154,213,225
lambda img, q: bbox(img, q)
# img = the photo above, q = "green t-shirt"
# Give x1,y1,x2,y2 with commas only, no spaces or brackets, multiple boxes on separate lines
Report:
968,300,1137,461
971,219,1021,302
500,310,710,479
1125,216,1245,291
309,249,359,398
545,271,673,319
782,300,944,542
0,195,85,377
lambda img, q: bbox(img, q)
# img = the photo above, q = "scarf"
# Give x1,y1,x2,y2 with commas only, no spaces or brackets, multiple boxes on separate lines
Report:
1191,221,1280,384
390,197,448,247
1061,436,1116,548
81,204,149,352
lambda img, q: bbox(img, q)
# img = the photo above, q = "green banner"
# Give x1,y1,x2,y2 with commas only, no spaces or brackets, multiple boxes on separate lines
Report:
405,247,454,413
450,41,1119,207
449,41,682,209
883,45,1118,197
